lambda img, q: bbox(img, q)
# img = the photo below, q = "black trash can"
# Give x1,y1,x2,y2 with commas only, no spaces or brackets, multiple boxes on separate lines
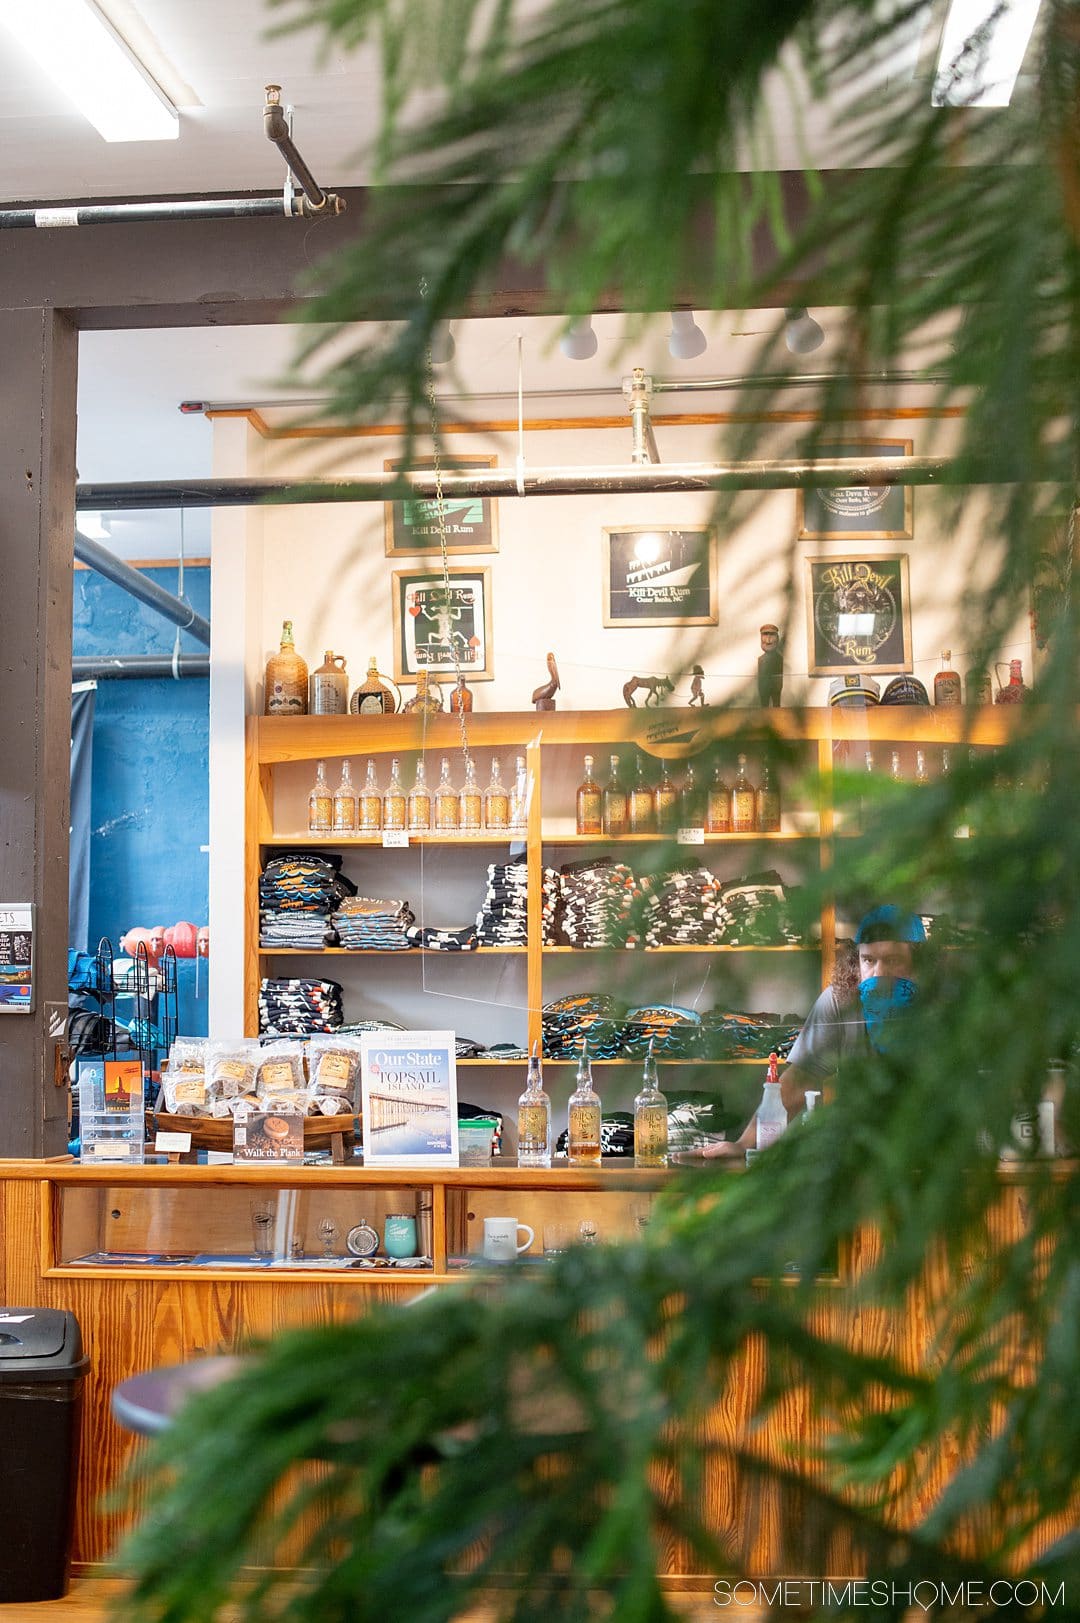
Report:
0,1307,89,1603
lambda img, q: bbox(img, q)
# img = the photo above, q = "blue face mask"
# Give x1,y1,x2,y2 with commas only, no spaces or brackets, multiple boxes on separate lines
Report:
859,975,918,1053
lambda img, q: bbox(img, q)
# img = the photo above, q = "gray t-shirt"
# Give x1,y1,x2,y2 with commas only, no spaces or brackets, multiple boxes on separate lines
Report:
785,988,870,1082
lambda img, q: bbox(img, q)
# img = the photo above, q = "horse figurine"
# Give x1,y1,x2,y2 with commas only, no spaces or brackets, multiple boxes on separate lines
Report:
622,674,674,708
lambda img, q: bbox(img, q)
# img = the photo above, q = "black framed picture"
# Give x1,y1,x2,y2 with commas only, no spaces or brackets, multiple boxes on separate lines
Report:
602,526,718,627
391,567,494,682
806,554,913,676
797,439,914,541
384,455,499,556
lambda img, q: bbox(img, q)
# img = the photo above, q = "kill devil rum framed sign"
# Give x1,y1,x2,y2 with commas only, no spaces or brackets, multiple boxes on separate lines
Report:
797,439,914,542
602,526,718,628
806,554,913,676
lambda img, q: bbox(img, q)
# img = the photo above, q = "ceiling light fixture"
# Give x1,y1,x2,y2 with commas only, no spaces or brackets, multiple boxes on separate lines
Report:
932,0,1042,107
0,0,180,142
784,307,826,355
668,311,707,361
560,317,598,361
429,321,455,366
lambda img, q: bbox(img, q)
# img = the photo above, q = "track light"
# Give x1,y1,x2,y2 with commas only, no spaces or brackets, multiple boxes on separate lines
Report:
668,310,707,361
560,317,598,361
429,321,455,366
784,307,825,356
0,0,180,142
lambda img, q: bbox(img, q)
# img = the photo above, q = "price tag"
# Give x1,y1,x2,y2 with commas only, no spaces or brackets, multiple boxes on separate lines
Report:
206,1150,234,1165
92,1142,133,1161
382,829,409,848
155,1131,192,1153
677,827,706,846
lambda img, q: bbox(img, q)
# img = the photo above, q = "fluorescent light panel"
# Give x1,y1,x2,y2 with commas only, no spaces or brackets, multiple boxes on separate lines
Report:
932,0,1042,107
0,0,179,141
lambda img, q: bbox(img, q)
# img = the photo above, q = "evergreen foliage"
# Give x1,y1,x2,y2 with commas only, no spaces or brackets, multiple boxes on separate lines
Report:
121,1,1080,1617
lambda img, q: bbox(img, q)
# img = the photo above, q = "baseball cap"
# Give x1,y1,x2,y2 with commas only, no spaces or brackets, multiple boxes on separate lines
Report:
880,675,930,705
828,674,881,708
855,905,927,945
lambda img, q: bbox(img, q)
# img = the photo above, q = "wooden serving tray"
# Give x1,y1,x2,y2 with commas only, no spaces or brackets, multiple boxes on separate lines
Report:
150,1111,359,1150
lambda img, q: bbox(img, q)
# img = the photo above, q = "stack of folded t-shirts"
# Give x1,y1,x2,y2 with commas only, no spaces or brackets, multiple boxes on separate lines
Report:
475,859,527,946
620,1004,702,1058
553,858,640,948
638,867,719,948
259,853,357,947
697,1008,805,1059
405,922,478,952
542,992,627,1059
713,871,803,946
259,977,344,1035
331,896,415,950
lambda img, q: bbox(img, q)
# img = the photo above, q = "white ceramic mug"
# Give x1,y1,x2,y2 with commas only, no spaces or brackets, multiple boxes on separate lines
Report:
482,1215,534,1262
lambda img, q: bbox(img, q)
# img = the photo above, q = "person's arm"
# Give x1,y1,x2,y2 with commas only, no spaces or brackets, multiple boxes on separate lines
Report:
699,1060,812,1157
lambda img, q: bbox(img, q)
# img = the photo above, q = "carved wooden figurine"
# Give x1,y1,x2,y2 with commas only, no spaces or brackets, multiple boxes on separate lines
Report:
757,624,784,707
623,674,674,708
532,652,561,710
689,665,706,707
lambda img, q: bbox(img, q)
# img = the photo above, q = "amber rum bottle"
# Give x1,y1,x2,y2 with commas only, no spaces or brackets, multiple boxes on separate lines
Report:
576,754,602,836
705,760,731,834
680,763,704,829
731,754,756,834
567,1042,602,1167
265,620,308,716
602,754,628,837
933,650,962,707
629,754,655,835
756,757,781,833
655,762,679,833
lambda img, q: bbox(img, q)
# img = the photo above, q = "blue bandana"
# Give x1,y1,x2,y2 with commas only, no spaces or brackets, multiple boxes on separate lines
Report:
859,976,918,1053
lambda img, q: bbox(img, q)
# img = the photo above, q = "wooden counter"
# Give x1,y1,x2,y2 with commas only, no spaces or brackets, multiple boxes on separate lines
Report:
0,1157,1066,1584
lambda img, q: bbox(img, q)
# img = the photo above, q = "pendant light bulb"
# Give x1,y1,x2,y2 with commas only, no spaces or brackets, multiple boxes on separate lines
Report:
560,317,598,361
784,307,825,356
429,321,455,366
668,310,707,360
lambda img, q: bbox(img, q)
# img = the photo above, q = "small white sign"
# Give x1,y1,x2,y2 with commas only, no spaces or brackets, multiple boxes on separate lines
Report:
677,827,706,846
155,1131,192,1153
382,829,410,848
206,1150,234,1165
92,1141,133,1161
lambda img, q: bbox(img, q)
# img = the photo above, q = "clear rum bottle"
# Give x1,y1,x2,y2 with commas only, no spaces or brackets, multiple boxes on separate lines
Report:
308,759,332,833
567,1041,602,1166
516,1042,552,1168
634,1042,669,1167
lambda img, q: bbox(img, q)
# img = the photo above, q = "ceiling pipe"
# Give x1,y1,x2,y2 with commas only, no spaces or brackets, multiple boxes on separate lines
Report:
263,85,334,214
77,453,1005,514
72,655,210,681
74,530,211,646
0,195,340,230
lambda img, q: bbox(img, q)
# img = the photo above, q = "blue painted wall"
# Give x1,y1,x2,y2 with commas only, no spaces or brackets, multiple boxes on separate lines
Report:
72,563,211,1033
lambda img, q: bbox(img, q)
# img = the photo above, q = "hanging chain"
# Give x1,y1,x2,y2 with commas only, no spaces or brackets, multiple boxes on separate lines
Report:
424,319,473,773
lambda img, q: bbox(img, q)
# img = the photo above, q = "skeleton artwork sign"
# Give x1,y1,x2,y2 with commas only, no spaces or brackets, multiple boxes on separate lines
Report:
805,554,913,676
391,567,494,681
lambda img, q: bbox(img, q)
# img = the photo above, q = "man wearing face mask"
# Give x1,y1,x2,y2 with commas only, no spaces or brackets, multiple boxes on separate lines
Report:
700,905,925,1158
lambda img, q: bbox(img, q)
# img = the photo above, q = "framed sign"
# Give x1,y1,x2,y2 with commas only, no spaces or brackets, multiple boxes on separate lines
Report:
797,439,914,541
602,526,718,627
0,903,34,1013
384,455,499,556
360,1030,459,1169
806,554,913,676
391,566,493,682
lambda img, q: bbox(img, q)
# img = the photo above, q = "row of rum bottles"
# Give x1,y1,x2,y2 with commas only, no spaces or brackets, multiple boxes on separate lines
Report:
517,1040,670,1169
575,751,782,837
308,755,529,835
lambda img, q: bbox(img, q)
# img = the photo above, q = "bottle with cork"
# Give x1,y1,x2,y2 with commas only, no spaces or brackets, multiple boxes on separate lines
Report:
933,651,962,707
265,620,308,716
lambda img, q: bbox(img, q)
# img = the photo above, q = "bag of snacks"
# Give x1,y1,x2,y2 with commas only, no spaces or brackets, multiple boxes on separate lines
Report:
162,1069,209,1116
255,1040,307,1098
306,1034,363,1106
207,1042,259,1100
166,1036,208,1076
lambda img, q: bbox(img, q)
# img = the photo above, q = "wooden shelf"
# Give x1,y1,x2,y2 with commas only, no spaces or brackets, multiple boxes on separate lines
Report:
542,944,816,954
544,830,816,844
259,946,525,956
266,833,524,847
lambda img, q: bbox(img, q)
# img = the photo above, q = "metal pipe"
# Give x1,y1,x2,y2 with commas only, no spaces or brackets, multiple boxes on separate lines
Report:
74,531,212,646
264,85,331,213
650,370,950,394
0,196,346,231
72,655,210,680
77,453,1008,513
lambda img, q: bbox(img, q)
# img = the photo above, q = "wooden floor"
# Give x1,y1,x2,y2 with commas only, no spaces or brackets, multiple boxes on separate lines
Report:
0,1577,728,1621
